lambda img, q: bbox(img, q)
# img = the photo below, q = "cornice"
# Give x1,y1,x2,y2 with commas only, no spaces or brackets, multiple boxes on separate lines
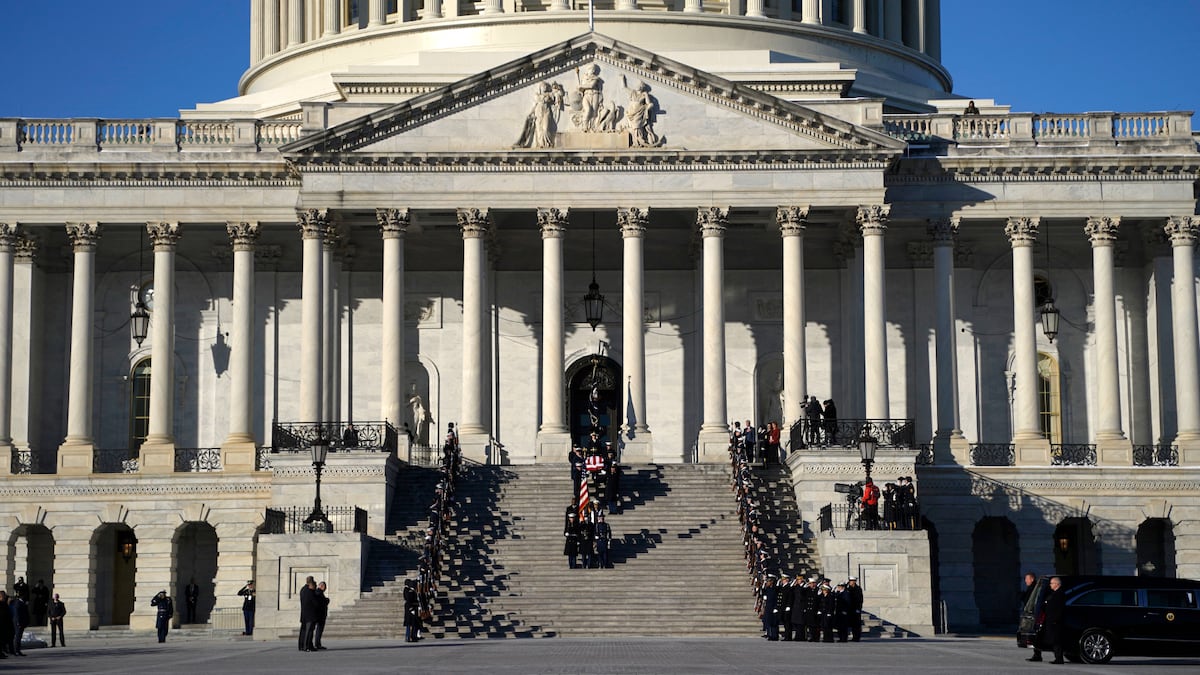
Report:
0,479,271,498
887,155,1200,184
0,160,296,186
289,153,893,172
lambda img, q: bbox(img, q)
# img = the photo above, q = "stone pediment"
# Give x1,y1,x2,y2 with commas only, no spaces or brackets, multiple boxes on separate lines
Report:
282,33,905,167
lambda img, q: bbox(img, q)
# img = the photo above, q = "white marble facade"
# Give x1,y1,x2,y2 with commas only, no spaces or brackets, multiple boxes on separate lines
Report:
1,13,1198,633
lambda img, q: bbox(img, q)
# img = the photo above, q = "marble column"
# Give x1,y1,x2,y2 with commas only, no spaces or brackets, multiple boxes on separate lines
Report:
426,0,443,19
620,207,654,462
852,0,868,32
615,0,637,9
857,205,890,420
778,207,808,430
298,209,327,426
377,209,408,449
457,208,491,459
1005,217,1051,463
483,0,503,13
802,0,821,23
11,237,41,466
251,0,265,63
265,0,281,54
369,0,387,24
696,207,730,462
929,218,969,463
684,0,703,12
139,222,181,474
288,0,304,46
535,208,571,461
1086,217,1132,464
323,0,341,35
321,225,338,425
745,0,765,17
57,223,101,475
1166,216,1200,460
0,224,16,475
221,222,261,472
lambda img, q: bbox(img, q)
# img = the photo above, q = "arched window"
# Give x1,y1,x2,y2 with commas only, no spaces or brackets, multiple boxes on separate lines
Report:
130,359,151,450
1037,352,1061,444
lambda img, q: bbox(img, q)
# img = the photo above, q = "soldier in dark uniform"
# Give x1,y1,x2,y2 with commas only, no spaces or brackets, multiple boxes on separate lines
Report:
833,583,850,642
594,513,613,568
578,511,596,568
778,575,794,640
563,512,581,569
760,575,779,641
803,577,821,641
12,578,28,604
819,584,836,642
403,579,422,642
606,451,621,513
151,590,174,643
846,576,864,641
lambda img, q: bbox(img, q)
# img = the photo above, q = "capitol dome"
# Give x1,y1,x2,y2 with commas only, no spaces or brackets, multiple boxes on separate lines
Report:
227,0,950,115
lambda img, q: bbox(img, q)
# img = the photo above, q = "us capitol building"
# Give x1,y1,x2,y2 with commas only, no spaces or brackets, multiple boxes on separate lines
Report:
1,0,1196,636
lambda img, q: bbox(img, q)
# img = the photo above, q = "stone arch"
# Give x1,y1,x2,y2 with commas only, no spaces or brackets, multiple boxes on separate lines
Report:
972,516,1020,629
405,357,438,448
90,522,138,626
565,354,622,449
174,521,219,625
1053,517,1100,575
1135,518,1176,578
6,523,55,625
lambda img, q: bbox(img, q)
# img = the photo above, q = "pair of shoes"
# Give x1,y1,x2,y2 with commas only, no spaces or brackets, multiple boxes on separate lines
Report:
1027,657,1042,662
317,646,327,650
1050,660,1065,665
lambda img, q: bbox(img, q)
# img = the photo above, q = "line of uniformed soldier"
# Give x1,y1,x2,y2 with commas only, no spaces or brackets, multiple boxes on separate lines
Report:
759,574,865,642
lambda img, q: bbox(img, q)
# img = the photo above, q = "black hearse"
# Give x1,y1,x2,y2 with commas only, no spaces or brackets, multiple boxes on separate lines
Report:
1018,575,1200,664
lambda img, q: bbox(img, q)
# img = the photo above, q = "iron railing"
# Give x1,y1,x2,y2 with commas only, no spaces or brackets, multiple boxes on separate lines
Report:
256,447,273,471
970,443,1015,467
789,418,917,449
271,421,398,453
10,448,33,474
408,443,438,467
174,447,222,472
915,443,935,465
820,501,924,533
94,448,139,474
262,506,368,535
1051,444,1097,467
1132,444,1179,467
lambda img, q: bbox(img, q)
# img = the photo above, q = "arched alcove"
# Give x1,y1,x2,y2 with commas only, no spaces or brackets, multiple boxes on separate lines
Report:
972,516,1020,628
1136,519,1176,578
1053,517,1100,576
174,522,219,625
91,524,138,626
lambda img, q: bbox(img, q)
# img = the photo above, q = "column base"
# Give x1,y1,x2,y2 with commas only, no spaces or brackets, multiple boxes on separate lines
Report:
57,439,94,475
220,437,259,473
458,431,494,464
534,431,572,463
1177,437,1200,465
139,440,177,475
695,428,731,463
1097,437,1133,466
1013,435,1052,466
621,434,654,464
934,432,971,465
0,441,11,475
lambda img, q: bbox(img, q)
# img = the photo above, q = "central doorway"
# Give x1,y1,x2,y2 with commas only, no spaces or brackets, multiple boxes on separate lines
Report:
566,355,622,451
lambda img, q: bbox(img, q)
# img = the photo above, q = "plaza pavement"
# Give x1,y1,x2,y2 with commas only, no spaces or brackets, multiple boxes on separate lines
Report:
5,636,1200,674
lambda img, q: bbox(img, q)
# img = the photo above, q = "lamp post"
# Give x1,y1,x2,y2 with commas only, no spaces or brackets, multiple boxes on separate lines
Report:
304,435,332,532
857,430,878,483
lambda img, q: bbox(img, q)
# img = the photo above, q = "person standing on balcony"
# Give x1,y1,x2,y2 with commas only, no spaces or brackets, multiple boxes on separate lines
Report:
805,397,823,446
341,423,359,448
822,399,838,447
860,479,881,530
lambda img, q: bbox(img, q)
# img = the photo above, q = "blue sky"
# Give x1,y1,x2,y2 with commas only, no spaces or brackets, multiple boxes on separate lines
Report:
1,0,1197,121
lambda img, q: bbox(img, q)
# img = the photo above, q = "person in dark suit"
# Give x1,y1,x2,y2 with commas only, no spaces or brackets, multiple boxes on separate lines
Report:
47,593,66,647
30,580,49,626
313,581,330,650
298,576,318,652
1041,576,1066,664
151,591,173,643
184,579,199,624
0,591,12,659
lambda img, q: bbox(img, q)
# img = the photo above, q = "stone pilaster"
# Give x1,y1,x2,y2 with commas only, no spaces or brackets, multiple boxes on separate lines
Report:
222,222,261,472
619,207,655,462
1005,217,1052,464
457,208,492,460
857,205,891,420
377,209,408,456
929,218,970,464
140,222,181,474
321,222,339,426
534,208,572,462
1086,216,1133,465
778,206,808,431
58,222,101,475
1166,216,1200,463
697,207,730,462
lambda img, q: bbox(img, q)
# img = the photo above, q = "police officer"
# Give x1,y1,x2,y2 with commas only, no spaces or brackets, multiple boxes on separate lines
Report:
778,575,794,641
760,575,779,641
594,513,613,568
846,576,864,641
151,590,174,643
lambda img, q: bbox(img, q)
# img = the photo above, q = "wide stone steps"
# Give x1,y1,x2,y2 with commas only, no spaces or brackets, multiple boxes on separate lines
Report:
306,461,821,640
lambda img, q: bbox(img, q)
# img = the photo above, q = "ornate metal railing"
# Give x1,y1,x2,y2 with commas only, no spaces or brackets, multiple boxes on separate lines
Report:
1051,444,1098,467
271,421,398,454
408,443,438,467
174,447,222,472
820,501,924,532
791,418,917,449
11,448,34,474
1132,444,1179,467
262,506,368,535
256,446,273,471
94,448,139,474
915,443,935,465
969,443,1015,467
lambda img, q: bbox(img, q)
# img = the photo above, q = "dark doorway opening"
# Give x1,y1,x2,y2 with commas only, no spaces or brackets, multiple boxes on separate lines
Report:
566,355,622,452
1136,518,1176,577
972,516,1020,629
1053,517,1099,576
175,522,219,625
92,524,138,625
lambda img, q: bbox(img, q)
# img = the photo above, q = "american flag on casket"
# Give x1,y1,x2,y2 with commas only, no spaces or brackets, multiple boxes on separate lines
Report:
585,454,604,472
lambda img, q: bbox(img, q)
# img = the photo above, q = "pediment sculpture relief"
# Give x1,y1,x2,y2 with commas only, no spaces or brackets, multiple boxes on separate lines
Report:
514,65,663,150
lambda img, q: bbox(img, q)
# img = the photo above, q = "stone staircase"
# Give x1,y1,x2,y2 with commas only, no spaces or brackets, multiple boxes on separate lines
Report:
748,463,819,579
312,461,828,639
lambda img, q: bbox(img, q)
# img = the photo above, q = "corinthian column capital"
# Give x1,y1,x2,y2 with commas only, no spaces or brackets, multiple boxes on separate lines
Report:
537,208,569,238
376,208,410,239
1165,216,1199,246
0,223,18,252
777,206,809,236
457,208,491,239
297,208,331,240
697,206,729,238
1085,216,1121,246
618,207,650,237
65,222,102,252
226,221,261,251
1004,216,1040,247
856,204,890,235
927,217,959,245
147,221,181,250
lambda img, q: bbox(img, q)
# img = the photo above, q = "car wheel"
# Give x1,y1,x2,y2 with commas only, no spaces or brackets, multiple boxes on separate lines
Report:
1079,629,1114,664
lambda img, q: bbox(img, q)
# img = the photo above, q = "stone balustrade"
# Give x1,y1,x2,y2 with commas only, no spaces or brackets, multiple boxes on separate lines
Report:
0,118,304,153
882,111,1193,151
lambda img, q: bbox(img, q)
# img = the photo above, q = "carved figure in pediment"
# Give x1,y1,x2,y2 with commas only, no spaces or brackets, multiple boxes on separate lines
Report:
571,64,619,132
514,81,566,149
619,75,663,147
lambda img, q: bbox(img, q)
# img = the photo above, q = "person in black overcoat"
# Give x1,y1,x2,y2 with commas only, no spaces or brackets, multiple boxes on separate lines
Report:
563,513,581,569
606,452,621,513
760,576,778,641
778,576,794,641
819,585,836,642
1036,576,1066,664
403,579,422,642
0,591,13,659
313,581,330,650
298,576,318,652
846,576,865,641
150,591,173,644
802,579,821,642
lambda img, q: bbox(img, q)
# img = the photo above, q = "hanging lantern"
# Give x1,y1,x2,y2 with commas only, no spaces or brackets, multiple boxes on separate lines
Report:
584,278,604,331
131,300,150,347
1040,299,1060,343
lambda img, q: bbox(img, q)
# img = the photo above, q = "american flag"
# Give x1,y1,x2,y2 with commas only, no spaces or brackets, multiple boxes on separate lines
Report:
578,477,590,519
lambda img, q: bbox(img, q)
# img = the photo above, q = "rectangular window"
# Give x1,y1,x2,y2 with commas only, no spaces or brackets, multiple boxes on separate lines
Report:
1145,590,1196,609
1074,589,1136,606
